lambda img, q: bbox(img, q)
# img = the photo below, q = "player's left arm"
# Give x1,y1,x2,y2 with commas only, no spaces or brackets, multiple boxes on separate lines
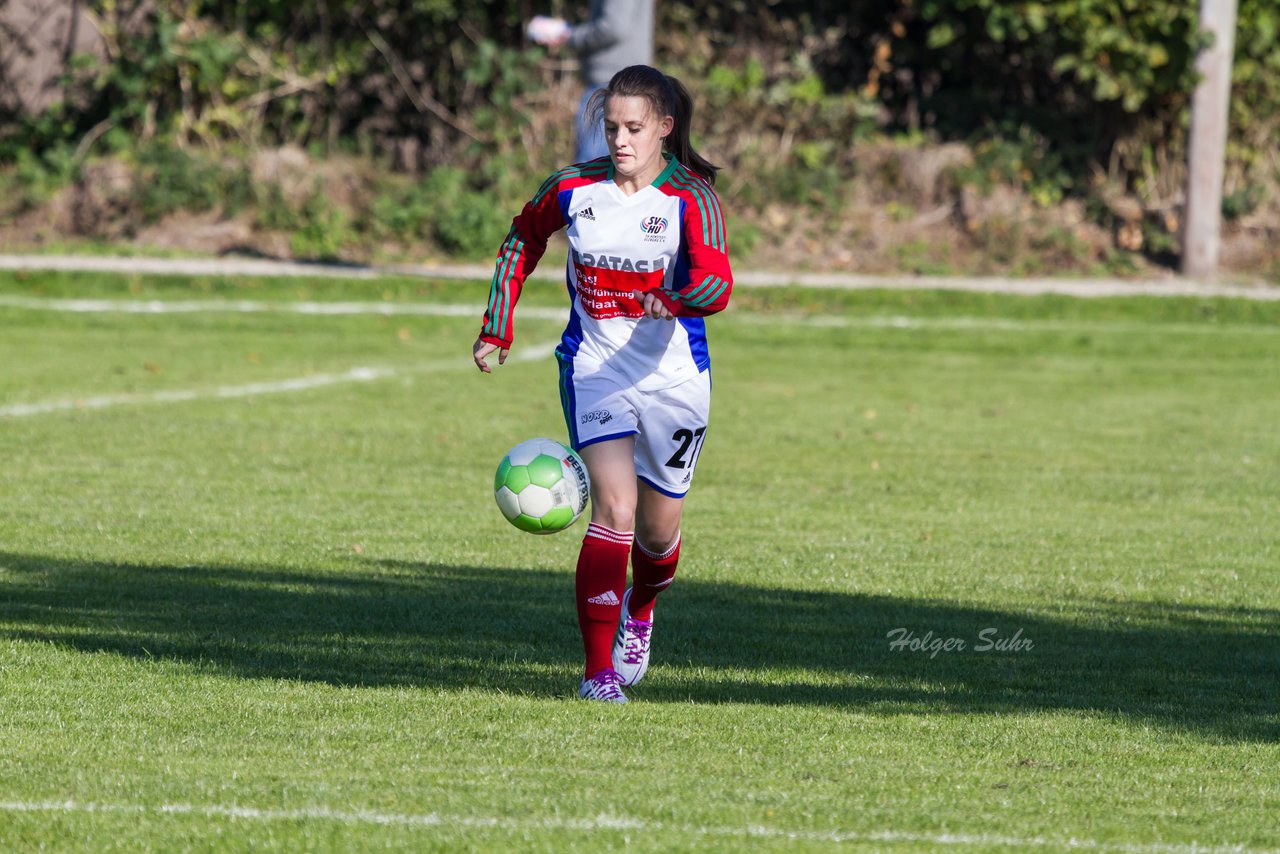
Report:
649,187,733,318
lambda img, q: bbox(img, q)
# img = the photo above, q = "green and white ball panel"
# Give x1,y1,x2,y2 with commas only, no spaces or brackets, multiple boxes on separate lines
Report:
493,437,591,535
525,453,564,489
539,505,575,530
505,437,569,467
517,484,555,518
494,485,522,521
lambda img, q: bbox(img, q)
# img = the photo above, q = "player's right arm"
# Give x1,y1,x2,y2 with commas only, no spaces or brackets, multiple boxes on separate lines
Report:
474,172,570,371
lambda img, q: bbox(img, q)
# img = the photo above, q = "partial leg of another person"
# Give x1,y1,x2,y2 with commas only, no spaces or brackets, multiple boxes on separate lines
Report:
574,86,608,162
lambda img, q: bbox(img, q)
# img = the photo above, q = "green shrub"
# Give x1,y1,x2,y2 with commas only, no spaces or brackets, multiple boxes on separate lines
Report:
952,130,1072,207
3,146,79,214
367,168,510,258
426,173,510,259
131,146,229,223
370,182,437,242
290,203,352,261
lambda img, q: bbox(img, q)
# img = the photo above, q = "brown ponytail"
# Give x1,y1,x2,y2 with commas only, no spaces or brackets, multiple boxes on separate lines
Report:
588,65,720,186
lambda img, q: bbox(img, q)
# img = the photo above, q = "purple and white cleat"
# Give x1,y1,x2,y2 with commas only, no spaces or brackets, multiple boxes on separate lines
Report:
579,668,629,703
612,588,653,686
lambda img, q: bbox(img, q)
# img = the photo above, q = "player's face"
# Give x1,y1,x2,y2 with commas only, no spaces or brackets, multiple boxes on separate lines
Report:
604,95,673,186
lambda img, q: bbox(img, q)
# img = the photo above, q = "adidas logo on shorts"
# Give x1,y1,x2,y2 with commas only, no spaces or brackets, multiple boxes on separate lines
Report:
579,206,596,220
587,590,620,606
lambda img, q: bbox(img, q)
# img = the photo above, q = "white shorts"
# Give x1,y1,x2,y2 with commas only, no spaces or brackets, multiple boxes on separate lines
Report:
557,363,711,498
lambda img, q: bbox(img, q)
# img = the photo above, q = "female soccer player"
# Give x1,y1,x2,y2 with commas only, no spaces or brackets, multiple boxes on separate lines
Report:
472,64,732,703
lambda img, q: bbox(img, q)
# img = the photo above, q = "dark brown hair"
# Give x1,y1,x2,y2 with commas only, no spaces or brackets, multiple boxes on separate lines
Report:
588,65,720,186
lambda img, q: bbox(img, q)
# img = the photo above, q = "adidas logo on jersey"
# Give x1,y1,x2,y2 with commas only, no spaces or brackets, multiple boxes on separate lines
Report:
578,206,596,220
587,590,620,606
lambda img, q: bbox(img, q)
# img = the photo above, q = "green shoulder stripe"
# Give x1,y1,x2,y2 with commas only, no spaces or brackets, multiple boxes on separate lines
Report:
668,168,726,250
531,161,611,206
667,169,717,245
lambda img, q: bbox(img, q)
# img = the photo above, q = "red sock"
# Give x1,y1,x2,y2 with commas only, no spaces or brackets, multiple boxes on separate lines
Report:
576,522,633,678
628,533,680,621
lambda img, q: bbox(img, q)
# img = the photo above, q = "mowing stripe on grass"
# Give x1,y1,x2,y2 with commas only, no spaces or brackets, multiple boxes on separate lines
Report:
2,294,1276,336
0,800,1270,853
0,342,559,419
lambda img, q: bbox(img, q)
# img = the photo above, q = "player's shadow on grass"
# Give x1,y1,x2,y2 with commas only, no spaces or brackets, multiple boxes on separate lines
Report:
1,551,1275,742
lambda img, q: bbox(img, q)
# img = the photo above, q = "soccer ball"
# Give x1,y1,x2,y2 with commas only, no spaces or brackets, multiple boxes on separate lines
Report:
494,438,590,534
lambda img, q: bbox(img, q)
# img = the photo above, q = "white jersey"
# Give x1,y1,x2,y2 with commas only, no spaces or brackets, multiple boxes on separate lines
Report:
480,155,733,392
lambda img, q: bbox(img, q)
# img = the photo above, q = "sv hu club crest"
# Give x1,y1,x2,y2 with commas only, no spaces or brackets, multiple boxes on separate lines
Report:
640,216,669,235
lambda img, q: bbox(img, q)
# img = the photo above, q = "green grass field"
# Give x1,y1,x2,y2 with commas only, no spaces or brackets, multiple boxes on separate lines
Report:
1,269,1277,852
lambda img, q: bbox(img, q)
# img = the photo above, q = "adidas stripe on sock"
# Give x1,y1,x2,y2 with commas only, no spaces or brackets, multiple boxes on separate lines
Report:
576,523,634,678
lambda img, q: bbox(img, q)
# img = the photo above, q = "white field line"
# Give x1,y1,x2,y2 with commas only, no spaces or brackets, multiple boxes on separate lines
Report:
0,341,559,419
0,294,569,322
2,253,1279,300
0,799,1271,853
0,255,380,280
1,294,1275,336
731,311,1280,336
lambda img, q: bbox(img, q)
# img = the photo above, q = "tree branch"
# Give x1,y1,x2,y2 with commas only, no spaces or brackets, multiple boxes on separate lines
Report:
363,26,485,144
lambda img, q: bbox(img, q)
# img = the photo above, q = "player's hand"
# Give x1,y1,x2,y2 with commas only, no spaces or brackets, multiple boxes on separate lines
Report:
473,337,508,373
632,289,675,321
